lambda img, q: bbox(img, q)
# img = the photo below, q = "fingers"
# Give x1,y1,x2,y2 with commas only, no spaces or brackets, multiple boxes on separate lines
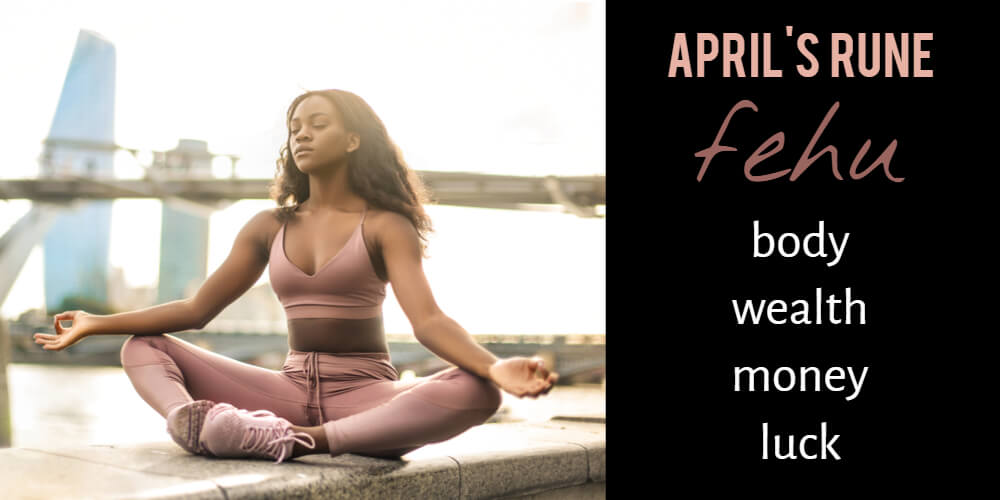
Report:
539,377,556,396
33,332,64,351
533,359,551,380
513,377,556,398
53,311,76,330
35,338,62,351
528,381,547,398
40,314,77,352
533,372,559,397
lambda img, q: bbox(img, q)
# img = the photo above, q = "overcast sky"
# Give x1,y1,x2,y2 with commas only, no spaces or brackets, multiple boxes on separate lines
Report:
0,0,605,179
0,1,606,334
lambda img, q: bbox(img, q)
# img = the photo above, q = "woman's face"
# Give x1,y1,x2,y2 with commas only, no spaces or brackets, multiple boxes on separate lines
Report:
288,95,359,172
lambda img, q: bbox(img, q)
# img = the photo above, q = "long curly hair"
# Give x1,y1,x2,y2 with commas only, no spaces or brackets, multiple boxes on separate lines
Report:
268,89,434,254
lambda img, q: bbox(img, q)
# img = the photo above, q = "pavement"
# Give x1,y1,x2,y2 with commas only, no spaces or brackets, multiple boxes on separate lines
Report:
0,417,605,499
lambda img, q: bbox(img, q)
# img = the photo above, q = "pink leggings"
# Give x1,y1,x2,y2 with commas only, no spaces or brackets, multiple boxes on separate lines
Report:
119,334,502,459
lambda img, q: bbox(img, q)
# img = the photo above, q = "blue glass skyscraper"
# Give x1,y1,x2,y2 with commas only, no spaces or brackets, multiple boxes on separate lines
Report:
41,30,116,312
156,140,213,303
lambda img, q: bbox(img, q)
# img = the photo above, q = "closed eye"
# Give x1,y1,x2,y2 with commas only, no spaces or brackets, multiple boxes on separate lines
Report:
290,124,326,135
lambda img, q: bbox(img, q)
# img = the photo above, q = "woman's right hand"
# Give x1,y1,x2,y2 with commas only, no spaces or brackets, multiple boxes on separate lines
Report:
33,310,97,351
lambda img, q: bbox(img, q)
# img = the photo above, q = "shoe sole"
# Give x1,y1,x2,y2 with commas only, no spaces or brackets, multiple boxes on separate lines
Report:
167,400,217,456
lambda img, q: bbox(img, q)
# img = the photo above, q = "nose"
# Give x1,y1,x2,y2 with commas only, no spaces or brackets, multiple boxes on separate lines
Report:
291,127,311,143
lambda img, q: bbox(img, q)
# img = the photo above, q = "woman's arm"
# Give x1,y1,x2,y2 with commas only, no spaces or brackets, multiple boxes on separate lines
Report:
35,209,275,350
379,213,557,397
85,299,202,336
379,213,498,379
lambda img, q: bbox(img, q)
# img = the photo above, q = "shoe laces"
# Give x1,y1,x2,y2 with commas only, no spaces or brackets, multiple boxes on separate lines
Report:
207,404,317,464
234,412,316,464
241,421,316,464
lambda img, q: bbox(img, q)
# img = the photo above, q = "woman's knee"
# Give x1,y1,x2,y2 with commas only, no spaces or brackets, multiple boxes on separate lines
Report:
119,334,167,366
445,368,503,413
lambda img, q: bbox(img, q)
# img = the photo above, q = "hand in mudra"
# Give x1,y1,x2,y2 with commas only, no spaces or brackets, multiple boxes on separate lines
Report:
33,310,95,351
488,357,559,398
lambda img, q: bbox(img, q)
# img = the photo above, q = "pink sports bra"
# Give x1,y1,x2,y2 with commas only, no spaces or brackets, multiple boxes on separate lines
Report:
268,207,387,320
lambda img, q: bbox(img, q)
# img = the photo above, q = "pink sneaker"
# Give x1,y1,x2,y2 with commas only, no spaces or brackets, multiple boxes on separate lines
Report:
197,402,316,464
166,400,217,456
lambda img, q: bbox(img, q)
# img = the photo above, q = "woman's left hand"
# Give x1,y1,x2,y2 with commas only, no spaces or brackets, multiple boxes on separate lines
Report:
488,357,559,398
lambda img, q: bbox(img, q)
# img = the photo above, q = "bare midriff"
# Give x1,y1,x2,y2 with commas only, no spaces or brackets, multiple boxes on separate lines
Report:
287,316,389,354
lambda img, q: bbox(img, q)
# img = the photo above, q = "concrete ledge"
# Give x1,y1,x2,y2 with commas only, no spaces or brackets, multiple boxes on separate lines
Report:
0,419,605,499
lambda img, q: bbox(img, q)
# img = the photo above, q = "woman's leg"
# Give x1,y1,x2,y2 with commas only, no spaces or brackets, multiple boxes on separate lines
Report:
119,334,310,425
296,366,503,459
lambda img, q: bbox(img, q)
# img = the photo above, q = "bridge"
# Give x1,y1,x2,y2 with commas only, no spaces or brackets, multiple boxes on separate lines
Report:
1,166,603,307
0,169,605,215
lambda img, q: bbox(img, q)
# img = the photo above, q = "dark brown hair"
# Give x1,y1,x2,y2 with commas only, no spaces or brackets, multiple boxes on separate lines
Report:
268,89,433,253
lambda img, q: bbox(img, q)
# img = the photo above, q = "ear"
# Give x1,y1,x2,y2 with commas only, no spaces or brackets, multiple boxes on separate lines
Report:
346,133,361,153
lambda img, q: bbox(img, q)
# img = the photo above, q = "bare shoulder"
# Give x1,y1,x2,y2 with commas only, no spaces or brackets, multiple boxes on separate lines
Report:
365,209,420,247
249,207,285,232
243,208,287,256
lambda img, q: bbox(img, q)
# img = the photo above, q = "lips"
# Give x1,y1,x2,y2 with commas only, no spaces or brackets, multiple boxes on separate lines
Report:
294,147,313,156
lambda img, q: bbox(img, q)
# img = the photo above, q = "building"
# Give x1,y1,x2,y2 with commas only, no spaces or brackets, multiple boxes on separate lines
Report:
40,30,117,313
155,140,214,304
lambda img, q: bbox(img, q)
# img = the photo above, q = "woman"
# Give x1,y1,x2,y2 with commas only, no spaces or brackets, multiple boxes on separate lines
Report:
33,89,558,464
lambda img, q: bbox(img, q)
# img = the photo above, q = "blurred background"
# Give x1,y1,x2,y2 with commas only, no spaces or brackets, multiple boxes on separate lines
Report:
0,0,605,449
